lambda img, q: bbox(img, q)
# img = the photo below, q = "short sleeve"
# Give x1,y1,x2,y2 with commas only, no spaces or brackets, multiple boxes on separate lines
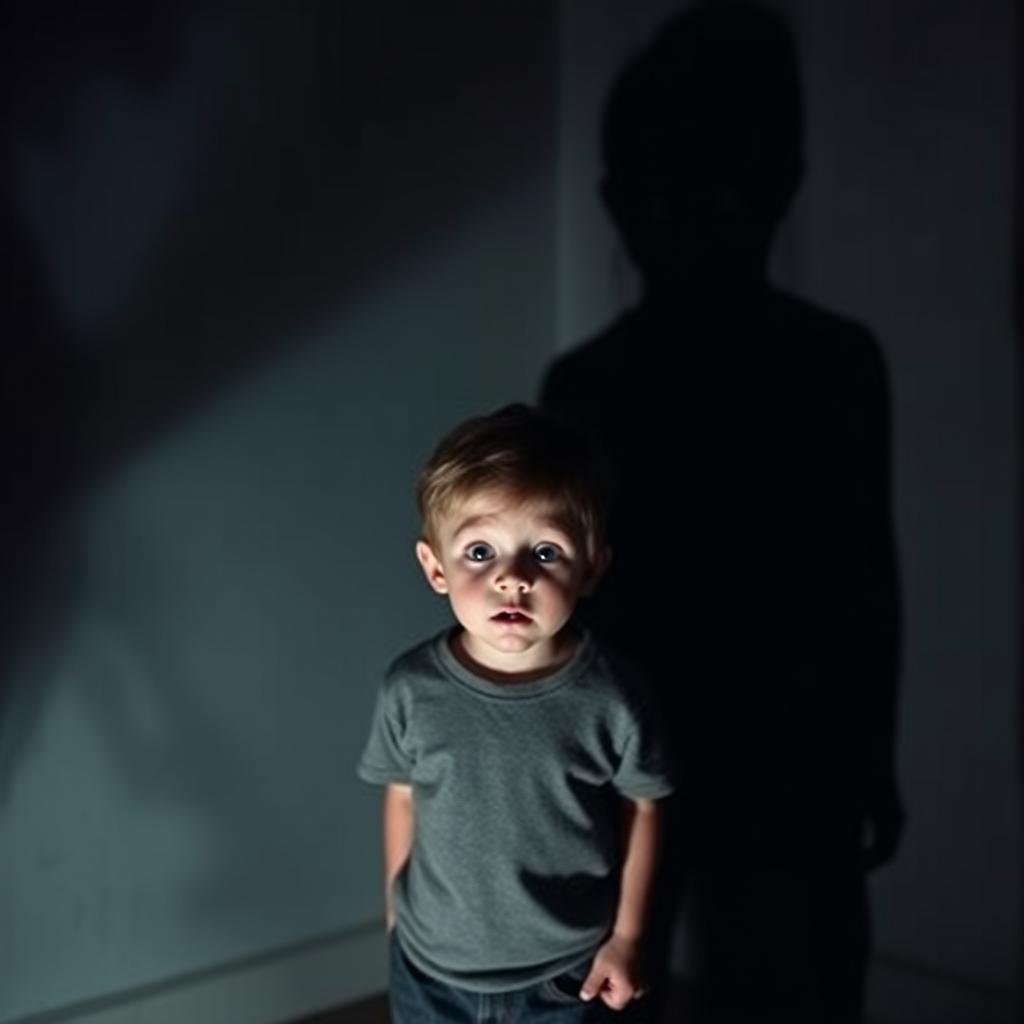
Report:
357,684,412,785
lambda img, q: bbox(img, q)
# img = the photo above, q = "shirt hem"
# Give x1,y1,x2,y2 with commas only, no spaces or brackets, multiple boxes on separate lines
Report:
393,926,600,994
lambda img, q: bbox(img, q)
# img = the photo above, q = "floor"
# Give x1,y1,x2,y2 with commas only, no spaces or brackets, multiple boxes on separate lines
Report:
296,992,388,1024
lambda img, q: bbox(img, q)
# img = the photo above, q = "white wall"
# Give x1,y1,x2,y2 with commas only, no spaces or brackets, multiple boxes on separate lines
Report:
558,1,1020,1021
0,4,557,1021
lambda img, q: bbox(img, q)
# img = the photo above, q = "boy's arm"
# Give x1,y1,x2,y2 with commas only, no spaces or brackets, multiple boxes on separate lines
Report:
580,797,662,1011
383,782,414,932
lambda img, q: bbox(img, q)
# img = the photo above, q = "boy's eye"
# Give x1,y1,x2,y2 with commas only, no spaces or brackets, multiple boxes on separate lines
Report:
465,543,495,562
533,544,562,564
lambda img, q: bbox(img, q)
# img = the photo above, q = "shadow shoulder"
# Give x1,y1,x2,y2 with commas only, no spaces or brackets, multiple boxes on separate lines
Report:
769,290,883,363
768,290,892,401
540,310,640,402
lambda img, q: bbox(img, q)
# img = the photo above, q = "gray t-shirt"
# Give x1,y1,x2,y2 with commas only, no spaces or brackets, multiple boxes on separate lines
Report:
357,628,674,993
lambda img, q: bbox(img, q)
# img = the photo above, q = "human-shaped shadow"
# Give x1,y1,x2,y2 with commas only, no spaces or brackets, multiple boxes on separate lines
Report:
541,5,904,1022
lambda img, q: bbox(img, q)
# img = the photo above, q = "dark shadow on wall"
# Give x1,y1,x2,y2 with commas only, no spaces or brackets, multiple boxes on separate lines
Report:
0,0,554,805
1015,4,1024,1011
542,5,903,1022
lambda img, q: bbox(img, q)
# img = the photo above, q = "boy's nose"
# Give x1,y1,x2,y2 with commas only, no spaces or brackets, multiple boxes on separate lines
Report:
496,572,531,592
494,558,534,591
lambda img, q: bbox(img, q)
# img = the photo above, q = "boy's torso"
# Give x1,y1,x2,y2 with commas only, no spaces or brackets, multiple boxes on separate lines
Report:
359,629,672,992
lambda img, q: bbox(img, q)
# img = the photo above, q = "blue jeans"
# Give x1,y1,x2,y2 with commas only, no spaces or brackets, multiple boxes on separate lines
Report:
388,932,615,1023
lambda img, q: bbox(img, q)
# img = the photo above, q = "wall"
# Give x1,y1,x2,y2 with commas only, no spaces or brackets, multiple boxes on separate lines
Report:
0,4,556,1021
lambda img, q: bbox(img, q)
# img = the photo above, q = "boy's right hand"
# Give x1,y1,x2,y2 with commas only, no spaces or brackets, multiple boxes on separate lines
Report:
579,934,643,1011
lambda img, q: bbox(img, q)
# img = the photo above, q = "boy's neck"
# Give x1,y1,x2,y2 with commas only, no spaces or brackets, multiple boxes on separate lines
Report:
450,627,579,685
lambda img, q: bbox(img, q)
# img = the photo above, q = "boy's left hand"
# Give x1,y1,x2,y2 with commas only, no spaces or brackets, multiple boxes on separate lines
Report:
579,934,644,1011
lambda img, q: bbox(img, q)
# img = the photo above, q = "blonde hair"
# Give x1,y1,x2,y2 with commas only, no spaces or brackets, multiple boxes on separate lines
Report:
417,405,611,563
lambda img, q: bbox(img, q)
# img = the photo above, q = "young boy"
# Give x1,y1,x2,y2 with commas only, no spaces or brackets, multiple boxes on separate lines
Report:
358,404,673,1021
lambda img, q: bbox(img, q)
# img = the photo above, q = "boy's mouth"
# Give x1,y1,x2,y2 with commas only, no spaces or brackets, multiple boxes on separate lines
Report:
492,609,532,624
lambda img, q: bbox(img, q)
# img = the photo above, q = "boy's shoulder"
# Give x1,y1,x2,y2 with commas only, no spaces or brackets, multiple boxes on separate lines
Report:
586,636,662,713
368,633,455,735
383,631,449,690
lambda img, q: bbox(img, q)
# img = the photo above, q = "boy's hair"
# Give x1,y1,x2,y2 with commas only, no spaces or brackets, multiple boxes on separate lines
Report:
417,404,612,563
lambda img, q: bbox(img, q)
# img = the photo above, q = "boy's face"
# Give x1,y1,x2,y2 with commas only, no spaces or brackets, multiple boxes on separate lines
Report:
415,489,608,675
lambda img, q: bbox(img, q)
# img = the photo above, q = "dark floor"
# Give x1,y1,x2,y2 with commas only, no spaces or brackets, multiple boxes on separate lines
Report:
296,992,388,1024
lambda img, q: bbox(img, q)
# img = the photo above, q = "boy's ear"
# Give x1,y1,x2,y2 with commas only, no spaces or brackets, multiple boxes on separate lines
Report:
581,546,612,596
415,540,449,595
